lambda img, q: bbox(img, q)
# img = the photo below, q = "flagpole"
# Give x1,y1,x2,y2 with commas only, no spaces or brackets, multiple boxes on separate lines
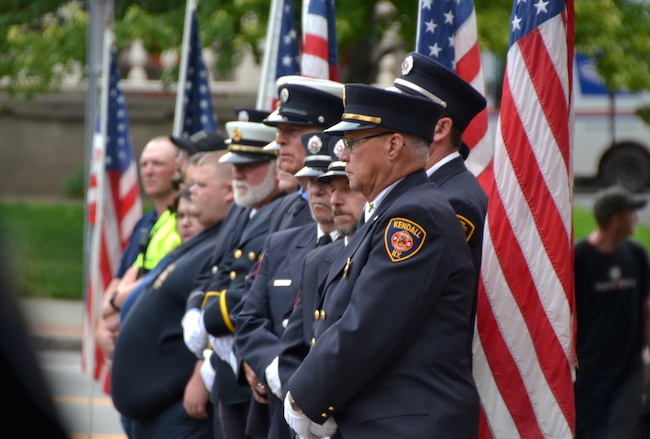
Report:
84,24,113,439
257,0,283,110
173,0,197,136
415,0,422,45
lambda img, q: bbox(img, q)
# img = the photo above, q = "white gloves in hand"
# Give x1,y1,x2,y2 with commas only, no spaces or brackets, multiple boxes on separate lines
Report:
284,392,317,439
309,417,337,438
182,308,207,356
210,335,239,375
265,356,282,399
199,350,215,391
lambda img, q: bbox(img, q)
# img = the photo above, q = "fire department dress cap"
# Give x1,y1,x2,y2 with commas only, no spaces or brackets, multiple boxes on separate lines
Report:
393,52,486,132
316,137,347,183
263,76,344,128
219,121,278,164
294,132,335,178
234,107,271,123
325,83,443,143
170,130,227,154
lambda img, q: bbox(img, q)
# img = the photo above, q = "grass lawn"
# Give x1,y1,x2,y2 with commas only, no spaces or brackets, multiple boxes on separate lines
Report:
1,200,85,300
1,199,649,300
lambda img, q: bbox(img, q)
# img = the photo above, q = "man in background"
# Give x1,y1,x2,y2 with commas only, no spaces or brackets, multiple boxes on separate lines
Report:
111,152,233,439
96,135,182,359
574,185,650,439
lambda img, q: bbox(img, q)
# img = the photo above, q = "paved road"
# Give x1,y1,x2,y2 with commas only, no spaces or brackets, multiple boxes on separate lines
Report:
38,349,126,439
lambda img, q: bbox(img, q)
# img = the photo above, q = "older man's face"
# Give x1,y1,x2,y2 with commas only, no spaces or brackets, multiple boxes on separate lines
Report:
275,123,316,175
339,129,393,198
306,178,334,227
232,160,278,209
330,176,366,237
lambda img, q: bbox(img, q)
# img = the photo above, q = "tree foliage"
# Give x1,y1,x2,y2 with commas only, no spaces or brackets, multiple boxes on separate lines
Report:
1,0,649,97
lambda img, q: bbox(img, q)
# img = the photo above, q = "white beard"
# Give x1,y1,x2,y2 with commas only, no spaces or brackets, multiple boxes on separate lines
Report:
233,162,277,208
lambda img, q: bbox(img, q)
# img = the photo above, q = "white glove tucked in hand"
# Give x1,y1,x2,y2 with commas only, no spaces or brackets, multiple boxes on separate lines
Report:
265,356,282,399
182,308,207,356
210,334,238,375
309,417,338,438
284,392,317,439
199,350,215,391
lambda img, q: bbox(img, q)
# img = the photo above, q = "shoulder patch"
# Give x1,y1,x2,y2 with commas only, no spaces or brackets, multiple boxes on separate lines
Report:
384,217,427,262
456,214,475,242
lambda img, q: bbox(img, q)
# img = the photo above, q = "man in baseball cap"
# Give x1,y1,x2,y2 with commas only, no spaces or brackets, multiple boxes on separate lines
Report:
574,185,649,439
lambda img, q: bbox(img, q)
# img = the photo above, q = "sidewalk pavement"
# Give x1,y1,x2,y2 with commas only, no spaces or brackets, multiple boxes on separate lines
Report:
20,297,84,351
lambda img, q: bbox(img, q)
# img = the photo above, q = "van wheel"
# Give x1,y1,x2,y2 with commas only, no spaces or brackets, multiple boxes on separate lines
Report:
602,145,650,192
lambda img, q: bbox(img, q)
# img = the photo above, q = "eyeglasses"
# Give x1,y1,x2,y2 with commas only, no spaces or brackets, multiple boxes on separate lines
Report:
343,132,395,151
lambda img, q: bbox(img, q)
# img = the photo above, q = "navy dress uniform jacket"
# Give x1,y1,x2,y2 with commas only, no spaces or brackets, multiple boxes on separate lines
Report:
202,196,284,407
278,239,345,392
235,222,319,378
285,170,479,438
186,204,248,311
430,155,488,359
268,191,313,233
234,222,320,439
430,155,487,286
111,224,222,420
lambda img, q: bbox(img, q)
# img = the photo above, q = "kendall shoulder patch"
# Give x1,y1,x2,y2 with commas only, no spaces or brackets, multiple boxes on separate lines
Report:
456,214,475,242
384,217,426,262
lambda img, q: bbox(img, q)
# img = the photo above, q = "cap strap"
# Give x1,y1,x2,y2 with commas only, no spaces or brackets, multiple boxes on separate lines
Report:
342,113,382,124
393,78,448,108
229,144,278,156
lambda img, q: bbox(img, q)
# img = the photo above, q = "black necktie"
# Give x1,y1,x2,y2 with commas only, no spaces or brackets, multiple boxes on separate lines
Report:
317,234,332,247
292,196,308,218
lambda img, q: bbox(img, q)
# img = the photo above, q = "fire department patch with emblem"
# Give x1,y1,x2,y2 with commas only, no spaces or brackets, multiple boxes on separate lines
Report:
401,55,414,75
384,217,426,262
456,214,476,242
308,135,323,154
333,139,345,158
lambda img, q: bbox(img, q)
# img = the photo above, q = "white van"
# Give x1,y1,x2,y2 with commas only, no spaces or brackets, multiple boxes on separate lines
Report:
482,53,650,192
573,54,650,192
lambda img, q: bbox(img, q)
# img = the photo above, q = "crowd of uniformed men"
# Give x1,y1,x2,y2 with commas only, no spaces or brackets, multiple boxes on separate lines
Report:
95,51,489,439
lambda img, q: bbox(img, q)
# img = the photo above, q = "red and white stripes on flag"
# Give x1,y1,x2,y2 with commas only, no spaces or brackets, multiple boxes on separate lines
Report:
416,0,492,191
84,35,141,393
301,0,340,81
473,1,575,438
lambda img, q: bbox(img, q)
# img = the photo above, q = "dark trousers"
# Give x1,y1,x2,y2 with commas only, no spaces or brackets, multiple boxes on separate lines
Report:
575,363,643,439
218,401,265,439
132,399,213,439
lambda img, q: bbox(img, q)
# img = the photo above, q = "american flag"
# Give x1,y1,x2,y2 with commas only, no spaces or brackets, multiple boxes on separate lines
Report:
416,0,492,190
257,0,300,111
473,0,576,438
84,44,141,392
181,9,218,136
301,0,340,81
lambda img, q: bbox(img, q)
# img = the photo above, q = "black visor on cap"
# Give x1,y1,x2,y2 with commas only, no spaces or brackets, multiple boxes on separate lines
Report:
219,150,276,164
325,84,442,143
263,84,344,128
170,131,227,154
